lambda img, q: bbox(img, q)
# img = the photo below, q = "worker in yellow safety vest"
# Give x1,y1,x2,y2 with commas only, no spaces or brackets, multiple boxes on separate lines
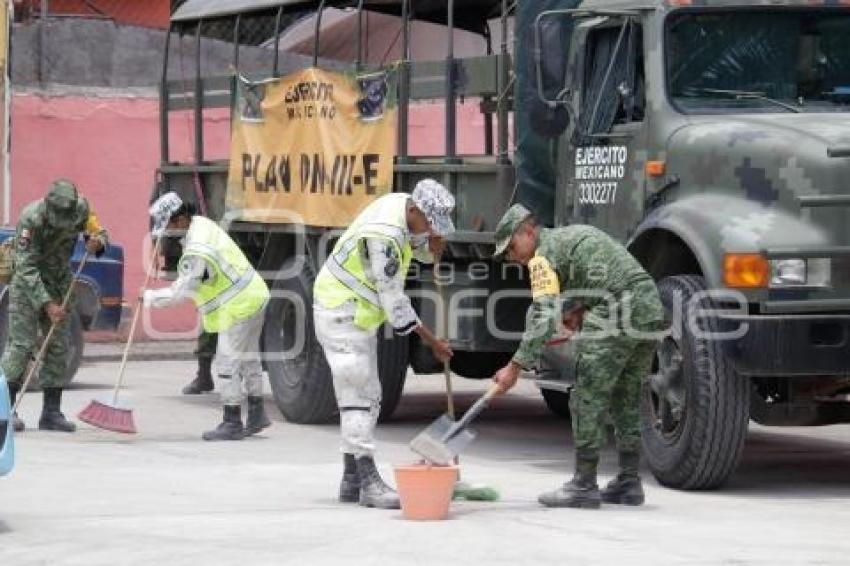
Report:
313,179,455,510
144,192,271,441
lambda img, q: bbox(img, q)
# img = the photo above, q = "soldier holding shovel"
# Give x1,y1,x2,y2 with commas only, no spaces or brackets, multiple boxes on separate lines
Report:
491,204,663,509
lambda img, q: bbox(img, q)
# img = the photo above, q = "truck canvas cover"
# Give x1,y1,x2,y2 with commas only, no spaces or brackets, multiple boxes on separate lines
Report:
172,0,502,34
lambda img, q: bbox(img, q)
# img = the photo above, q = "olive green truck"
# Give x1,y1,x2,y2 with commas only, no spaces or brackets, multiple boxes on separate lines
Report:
158,0,850,489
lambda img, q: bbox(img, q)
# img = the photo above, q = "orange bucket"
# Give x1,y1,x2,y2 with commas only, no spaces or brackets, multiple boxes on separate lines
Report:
394,464,459,520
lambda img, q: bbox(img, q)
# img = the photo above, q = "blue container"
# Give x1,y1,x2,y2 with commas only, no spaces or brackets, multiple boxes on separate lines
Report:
0,369,14,476
0,229,124,332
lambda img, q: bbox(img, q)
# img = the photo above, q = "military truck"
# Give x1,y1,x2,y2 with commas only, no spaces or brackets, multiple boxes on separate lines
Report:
158,0,850,489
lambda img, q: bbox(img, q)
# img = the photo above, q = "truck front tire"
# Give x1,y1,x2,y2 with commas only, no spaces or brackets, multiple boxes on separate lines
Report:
641,275,750,489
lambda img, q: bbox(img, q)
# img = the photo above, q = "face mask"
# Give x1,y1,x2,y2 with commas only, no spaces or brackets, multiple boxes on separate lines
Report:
410,232,429,249
409,232,435,264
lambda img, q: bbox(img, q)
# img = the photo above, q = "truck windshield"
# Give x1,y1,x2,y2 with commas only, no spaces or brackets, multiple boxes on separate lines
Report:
666,11,850,113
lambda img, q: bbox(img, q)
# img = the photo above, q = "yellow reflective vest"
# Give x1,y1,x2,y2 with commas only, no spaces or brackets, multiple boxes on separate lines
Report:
314,193,413,331
181,216,269,332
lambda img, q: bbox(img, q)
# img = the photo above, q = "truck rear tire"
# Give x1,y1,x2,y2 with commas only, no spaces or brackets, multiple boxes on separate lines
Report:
264,258,410,424
376,329,408,422
264,258,337,424
641,275,749,489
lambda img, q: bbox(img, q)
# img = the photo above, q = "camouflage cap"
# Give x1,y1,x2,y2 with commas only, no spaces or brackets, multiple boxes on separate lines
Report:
45,179,78,211
149,191,184,236
493,203,533,259
412,179,455,236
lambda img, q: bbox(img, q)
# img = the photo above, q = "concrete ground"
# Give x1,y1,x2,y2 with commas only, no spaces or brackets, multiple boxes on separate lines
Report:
2,359,850,565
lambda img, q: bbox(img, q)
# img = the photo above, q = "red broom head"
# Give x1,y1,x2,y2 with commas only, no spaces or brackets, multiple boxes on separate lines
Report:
78,399,137,434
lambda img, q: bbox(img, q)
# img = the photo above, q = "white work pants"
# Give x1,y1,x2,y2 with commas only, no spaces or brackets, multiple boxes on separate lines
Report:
214,304,267,406
313,301,381,457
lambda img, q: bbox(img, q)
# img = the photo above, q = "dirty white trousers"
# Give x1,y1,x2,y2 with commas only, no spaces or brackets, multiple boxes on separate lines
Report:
313,301,381,457
214,303,267,406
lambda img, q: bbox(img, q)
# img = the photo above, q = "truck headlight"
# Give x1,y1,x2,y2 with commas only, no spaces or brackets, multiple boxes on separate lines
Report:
769,258,831,287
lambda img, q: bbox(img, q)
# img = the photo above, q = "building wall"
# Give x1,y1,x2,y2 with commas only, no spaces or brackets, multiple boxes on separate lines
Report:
16,0,170,29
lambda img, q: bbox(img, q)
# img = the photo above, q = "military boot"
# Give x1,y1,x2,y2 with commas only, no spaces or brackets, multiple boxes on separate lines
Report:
538,456,600,509
38,388,76,432
339,453,360,503
201,405,245,441
356,455,400,509
601,452,645,506
182,357,214,395
7,382,24,432
245,396,271,435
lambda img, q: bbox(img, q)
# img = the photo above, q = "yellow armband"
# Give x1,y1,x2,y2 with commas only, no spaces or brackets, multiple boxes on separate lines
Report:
529,254,560,299
85,211,102,235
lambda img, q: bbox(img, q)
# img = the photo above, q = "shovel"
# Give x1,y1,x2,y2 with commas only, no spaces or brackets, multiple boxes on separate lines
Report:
410,383,501,466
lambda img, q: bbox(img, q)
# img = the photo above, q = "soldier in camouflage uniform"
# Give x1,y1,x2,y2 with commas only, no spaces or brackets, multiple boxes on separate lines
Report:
3,179,108,433
492,204,663,509
182,331,218,394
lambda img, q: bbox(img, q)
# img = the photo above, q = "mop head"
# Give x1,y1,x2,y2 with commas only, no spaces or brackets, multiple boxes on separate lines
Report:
78,399,137,434
453,481,500,502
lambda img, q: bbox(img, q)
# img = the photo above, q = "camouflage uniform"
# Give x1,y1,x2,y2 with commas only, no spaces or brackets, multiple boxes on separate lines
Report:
2,180,108,431
495,204,662,503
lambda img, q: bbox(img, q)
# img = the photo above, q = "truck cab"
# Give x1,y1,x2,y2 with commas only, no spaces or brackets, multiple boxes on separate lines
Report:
534,0,850,488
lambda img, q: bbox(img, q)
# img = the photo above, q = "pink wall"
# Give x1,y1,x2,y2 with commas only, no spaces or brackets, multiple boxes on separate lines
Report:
10,92,494,339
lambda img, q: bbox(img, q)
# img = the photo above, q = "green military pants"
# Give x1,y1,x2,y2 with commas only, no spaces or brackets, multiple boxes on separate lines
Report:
1,283,70,388
569,279,662,465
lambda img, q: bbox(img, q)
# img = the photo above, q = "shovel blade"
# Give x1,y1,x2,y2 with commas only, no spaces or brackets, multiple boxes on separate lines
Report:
409,413,477,465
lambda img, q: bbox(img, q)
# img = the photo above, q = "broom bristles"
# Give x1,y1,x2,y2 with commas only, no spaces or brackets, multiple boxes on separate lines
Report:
78,399,137,434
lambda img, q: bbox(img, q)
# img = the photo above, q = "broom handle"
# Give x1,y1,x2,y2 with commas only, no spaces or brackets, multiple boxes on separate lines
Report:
112,237,161,403
435,252,455,420
435,251,461,471
12,251,91,413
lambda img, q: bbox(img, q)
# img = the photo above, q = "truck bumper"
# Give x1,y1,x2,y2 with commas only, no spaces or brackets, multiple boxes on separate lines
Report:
720,313,850,376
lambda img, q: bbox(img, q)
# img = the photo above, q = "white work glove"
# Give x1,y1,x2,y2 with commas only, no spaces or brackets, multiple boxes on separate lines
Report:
142,289,155,307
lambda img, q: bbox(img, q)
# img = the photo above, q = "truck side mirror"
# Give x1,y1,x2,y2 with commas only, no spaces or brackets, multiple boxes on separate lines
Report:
534,11,578,136
534,12,572,106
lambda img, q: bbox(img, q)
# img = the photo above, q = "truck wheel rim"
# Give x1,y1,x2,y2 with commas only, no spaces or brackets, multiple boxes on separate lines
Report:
647,336,687,440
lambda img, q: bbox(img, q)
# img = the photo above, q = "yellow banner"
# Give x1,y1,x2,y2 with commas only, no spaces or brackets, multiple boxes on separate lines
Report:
226,67,398,226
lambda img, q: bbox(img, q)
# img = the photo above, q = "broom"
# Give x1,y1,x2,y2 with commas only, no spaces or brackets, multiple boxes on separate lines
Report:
77,238,162,433
12,252,90,414
433,251,499,502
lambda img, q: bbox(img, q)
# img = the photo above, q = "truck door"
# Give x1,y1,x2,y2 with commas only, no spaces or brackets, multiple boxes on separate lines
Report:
559,17,647,243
